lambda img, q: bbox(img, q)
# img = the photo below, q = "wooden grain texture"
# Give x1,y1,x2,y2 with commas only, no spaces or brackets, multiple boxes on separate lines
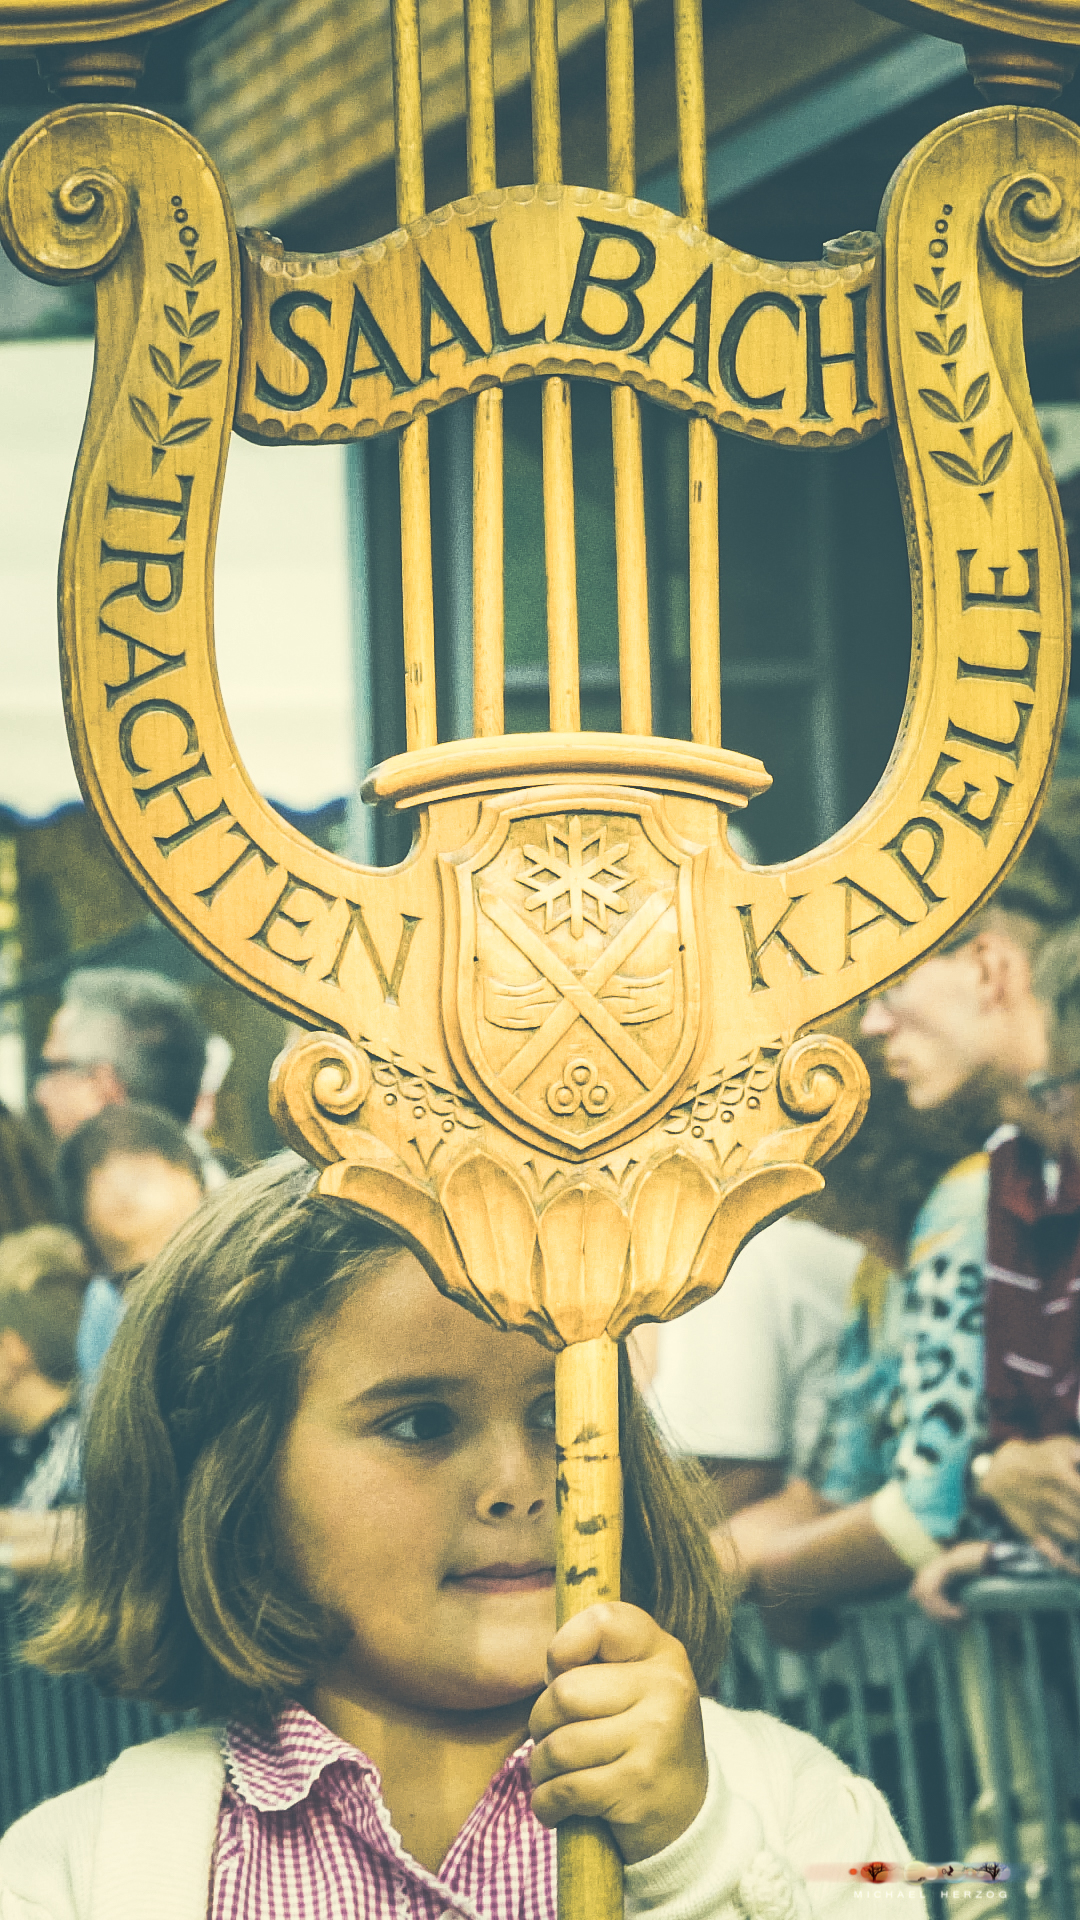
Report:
555,1333,624,1920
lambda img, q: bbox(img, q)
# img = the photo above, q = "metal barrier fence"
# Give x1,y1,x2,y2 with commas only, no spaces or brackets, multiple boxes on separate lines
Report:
2,1575,1078,1917
0,1586,189,1833
721,1578,1080,1920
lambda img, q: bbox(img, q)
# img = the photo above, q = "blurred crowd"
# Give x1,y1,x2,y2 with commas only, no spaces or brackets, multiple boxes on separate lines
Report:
0,968,221,1578
3,787,1080,1874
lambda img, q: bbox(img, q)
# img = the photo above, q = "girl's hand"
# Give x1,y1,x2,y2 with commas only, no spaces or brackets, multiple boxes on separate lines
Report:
528,1602,707,1865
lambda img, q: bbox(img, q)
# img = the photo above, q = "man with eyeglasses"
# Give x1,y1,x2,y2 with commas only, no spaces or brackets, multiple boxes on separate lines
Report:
33,968,208,1143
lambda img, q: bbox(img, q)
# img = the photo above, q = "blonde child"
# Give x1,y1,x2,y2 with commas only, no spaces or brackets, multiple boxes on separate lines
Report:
0,1161,923,1917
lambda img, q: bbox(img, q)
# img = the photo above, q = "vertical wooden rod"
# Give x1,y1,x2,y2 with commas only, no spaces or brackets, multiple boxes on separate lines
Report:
606,0,651,736
543,378,581,733
465,0,505,736
612,388,651,735
529,0,563,182
473,390,505,735
391,0,437,751
391,0,426,224
605,0,635,197
672,0,706,227
399,417,438,751
555,1335,624,1920
688,418,720,746
674,0,718,744
529,0,578,732
464,0,496,193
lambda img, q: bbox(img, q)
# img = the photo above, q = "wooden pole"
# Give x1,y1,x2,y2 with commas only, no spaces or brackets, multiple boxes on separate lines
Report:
607,0,651,737
673,0,720,747
465,0,505,737
391,0,438,751
530,0,581,735
555,1334,625,1920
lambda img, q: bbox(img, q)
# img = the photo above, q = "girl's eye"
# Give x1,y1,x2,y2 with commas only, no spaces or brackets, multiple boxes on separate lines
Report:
531,1393,556,1433
382,1404,454,1444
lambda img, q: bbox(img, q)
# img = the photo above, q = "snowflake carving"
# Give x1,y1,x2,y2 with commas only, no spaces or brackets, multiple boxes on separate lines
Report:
518,818,632,938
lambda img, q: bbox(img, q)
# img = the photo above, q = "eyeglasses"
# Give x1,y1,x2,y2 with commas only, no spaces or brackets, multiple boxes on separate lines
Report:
32,1057,94,1082
1025,1068,1080,1112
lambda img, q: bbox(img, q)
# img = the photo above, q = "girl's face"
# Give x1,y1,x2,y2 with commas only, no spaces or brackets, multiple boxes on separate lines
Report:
276,1247,558,1718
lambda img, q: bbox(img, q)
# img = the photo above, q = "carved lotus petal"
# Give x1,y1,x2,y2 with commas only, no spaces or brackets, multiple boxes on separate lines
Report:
614,1150,721,1331
439,1153,547,1339
536,1186,631,1346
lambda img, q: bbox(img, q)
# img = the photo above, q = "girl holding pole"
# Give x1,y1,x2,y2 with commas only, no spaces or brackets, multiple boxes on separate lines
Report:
0,1160,922,1918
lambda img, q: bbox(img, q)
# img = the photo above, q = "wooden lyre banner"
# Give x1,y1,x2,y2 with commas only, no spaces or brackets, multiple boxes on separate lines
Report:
3,0,1080,1908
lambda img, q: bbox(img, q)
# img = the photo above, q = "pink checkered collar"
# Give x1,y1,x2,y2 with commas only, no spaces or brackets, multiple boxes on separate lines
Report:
223,1699,534,1817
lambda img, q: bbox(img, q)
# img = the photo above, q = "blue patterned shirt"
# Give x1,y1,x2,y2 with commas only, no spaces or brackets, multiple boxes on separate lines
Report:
811,1154,988,1540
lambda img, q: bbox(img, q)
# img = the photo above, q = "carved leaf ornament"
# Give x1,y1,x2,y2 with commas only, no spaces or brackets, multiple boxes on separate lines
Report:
0,101,1075,1346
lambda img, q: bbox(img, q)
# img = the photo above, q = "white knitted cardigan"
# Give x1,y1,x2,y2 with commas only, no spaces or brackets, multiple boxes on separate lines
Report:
0,1700,926,1920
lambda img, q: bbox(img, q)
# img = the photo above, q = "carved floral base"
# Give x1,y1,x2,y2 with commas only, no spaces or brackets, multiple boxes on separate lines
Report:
270,1025,868,1347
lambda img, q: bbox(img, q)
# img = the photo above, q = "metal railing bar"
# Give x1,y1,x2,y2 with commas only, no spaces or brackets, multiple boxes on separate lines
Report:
1018,1614,1075,1920
43,1671,74,1798
1067,1610,1080,1727
801,1649,827,1746
839,1618,874,1780
972,1617,1026,1920
884,1614,928,1860
927,1629,970,1862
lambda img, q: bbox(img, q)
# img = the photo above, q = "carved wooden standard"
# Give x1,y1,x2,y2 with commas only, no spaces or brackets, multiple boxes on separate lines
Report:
2,0,1079,1910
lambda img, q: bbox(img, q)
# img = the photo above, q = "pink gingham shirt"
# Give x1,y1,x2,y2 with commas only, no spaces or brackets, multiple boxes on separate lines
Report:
213,1701,557,1920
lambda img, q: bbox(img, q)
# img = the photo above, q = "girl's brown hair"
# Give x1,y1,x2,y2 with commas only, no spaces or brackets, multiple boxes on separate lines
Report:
31,1157,728,1716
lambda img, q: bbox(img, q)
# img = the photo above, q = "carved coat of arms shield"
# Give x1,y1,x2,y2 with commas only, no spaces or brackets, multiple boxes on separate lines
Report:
440,794,702,1156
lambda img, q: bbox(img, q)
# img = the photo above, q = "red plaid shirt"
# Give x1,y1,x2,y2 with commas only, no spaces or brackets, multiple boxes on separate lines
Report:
985,1132,1080,1447
214,1702,557,1920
